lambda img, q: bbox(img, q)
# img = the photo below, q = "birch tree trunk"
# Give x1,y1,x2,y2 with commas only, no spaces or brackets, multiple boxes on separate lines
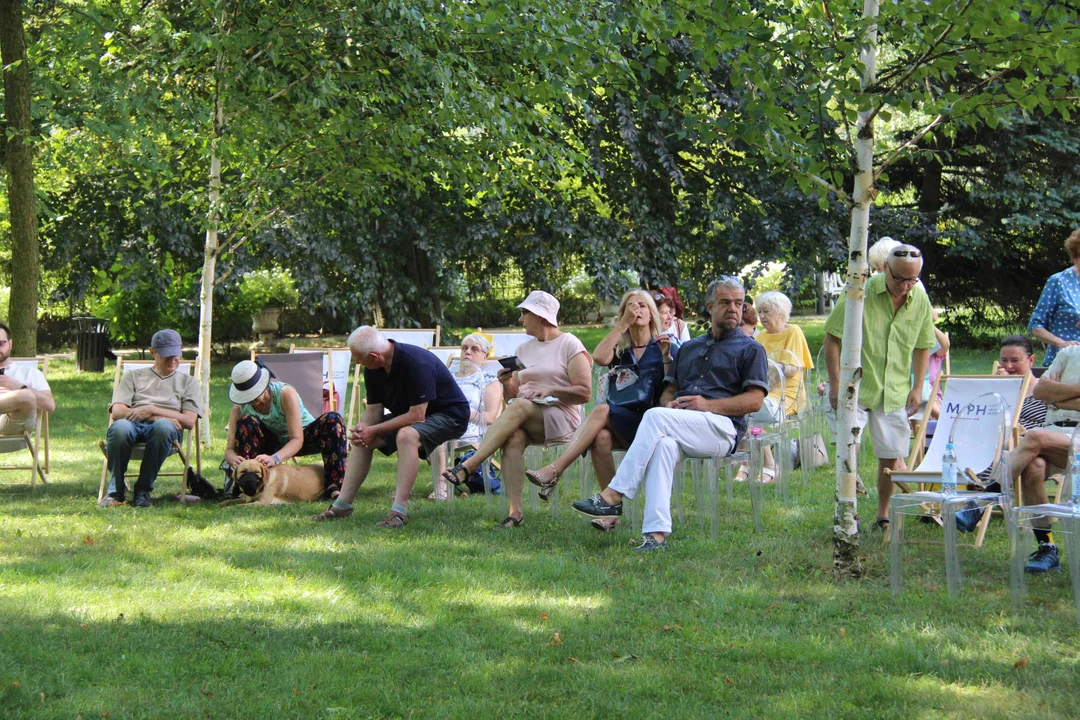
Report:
196,90,223,445
833,0,880,580
0,0,40,355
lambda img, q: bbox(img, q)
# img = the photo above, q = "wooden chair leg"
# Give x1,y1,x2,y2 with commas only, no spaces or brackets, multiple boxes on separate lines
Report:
973,504,995,548
24,432,38,490
98,440,110,501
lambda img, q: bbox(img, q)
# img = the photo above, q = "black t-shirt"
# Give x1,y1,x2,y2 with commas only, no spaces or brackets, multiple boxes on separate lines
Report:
365,341,469,422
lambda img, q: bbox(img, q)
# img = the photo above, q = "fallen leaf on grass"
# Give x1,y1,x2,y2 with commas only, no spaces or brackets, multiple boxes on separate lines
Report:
40,692,45,702
200,690,214,697
101,713,110,718
661,624,683,632
838,627,847,637
940,659,949,665
12,682,21,688
612,654,640,664
724,678,735,685
293,688,300,696
84,536,95,545
80,624,89,631
565,657,581,664
542,632,562,648
1013,657,1029,670
539,613,549,623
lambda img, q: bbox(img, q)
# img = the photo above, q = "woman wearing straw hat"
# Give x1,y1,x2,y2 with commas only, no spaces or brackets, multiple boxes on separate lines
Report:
224,360,348,499
440,291,592,527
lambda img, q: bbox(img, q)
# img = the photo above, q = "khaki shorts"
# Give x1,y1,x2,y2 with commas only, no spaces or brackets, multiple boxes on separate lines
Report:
824,406,911,459
0,412,34,436
854,406,911,459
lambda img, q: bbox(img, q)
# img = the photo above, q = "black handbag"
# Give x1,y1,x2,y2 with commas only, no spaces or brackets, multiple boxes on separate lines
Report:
607,366,656,409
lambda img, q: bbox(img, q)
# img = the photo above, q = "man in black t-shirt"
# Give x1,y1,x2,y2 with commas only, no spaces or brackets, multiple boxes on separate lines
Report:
312,327,468,527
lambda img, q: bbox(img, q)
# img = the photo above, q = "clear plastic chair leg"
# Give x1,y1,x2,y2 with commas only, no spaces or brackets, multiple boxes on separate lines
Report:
708,458,720,540
481,458,494,509
889,501,904,596
943,499,962,596
1066,515,1080,626
674,464,686,525
1008,508,1027,616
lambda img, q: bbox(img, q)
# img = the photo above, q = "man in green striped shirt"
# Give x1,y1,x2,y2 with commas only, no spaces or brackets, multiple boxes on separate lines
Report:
824,244,936,529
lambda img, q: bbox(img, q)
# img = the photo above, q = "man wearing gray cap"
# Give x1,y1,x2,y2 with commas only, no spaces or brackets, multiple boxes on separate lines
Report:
99,329,203,508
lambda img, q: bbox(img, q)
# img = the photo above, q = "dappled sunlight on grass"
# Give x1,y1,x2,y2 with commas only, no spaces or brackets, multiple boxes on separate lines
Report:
4,353,1080,717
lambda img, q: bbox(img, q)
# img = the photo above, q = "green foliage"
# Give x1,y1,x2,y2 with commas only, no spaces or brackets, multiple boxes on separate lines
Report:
233,267,299,315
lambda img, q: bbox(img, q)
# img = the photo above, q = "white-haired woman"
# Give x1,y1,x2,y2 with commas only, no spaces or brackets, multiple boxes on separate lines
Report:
430,332,503,499
868,236,900,274
441,291,592,527
736,290,813,481
524,289,675,529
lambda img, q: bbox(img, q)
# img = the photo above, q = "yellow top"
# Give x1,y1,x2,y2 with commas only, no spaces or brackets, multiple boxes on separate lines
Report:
755,325,813,415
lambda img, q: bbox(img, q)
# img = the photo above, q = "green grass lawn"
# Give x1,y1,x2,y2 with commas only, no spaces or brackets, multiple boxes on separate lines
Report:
2,325,1078,719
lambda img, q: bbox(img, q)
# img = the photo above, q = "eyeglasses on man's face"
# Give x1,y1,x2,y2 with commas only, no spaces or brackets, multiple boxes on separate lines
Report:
887,264,920,285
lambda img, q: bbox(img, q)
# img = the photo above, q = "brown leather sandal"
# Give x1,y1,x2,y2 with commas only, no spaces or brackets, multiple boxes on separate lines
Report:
376,509,408,528
311,504,353,521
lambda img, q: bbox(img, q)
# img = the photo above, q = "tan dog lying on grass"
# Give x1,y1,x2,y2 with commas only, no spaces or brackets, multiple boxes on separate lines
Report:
220,458,324,507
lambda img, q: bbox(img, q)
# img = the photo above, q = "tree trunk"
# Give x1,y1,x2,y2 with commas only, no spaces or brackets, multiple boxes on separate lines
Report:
833,0,880,580
0,0,39,354
196,90,223,445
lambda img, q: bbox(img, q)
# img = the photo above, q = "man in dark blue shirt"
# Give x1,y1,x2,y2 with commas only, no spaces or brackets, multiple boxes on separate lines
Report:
574,276,769,551
313,327,468,527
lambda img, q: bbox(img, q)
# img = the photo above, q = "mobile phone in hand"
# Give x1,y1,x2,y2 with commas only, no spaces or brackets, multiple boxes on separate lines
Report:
497,356,525,372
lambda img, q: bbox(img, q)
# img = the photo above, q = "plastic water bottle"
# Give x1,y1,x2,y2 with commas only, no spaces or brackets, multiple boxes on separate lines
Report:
1070,453,1080,510
941,442,958,496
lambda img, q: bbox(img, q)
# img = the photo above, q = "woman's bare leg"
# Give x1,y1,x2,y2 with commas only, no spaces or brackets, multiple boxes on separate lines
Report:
590,428,618,490
530,404,611,483
503,411,548,520
452,401,537,479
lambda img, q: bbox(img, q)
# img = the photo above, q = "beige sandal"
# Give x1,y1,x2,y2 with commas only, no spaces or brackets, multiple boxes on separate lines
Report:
376,510,408,528
311,505,353,521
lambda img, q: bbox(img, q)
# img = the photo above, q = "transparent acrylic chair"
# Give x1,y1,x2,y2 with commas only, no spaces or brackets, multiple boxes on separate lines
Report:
431,358,496,515
889,391,1015,596
1010,425,1080,626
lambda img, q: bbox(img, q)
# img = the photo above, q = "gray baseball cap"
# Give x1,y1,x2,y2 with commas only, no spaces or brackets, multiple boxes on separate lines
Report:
150,329,183,358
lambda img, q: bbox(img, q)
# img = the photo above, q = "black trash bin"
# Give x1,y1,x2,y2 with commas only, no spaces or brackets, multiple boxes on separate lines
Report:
74,317,111,372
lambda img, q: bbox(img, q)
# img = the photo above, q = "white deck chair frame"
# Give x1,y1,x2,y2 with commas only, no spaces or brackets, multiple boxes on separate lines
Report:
0,356,51,489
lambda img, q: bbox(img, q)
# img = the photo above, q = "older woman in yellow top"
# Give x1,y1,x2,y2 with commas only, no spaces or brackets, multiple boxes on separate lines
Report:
754,291,813,418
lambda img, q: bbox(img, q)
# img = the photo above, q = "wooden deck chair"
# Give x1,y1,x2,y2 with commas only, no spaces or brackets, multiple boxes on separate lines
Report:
289,345,352,415
97,357,202,501
250,352,325,418
888,372,1031,547
0,356,51,489
476,330,531,359
381,326,440,347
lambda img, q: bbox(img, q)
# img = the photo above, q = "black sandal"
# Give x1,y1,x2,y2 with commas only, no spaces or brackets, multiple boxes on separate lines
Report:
498,515,523,528
441,463,469,488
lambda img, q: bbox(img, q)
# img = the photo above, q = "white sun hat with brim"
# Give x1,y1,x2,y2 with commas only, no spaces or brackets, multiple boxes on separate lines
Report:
516,290,560,328
229,360,272,405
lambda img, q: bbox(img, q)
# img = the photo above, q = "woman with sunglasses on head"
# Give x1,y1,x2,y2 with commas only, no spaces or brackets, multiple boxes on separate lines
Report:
523,289,676,530
654,289,691,346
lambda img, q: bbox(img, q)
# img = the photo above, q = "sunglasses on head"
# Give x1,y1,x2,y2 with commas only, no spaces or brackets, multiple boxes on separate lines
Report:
891,249,922,258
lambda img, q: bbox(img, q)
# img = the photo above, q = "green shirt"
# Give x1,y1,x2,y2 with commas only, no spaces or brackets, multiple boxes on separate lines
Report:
824,272,935,413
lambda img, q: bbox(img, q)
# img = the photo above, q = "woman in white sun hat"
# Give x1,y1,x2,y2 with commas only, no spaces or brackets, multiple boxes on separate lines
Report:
223,359,348,499
440,291,592,527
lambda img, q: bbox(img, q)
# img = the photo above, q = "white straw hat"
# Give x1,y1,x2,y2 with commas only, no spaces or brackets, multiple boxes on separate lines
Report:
229,360,272,405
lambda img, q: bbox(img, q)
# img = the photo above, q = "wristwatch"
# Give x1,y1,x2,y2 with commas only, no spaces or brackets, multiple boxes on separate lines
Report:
272,454,281,465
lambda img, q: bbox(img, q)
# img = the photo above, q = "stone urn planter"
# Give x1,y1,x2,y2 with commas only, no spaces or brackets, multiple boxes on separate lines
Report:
600,302,620,328
252,307,282,344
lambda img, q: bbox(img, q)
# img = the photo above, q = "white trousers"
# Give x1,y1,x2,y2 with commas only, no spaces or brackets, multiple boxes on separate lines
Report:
608,407,737,535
